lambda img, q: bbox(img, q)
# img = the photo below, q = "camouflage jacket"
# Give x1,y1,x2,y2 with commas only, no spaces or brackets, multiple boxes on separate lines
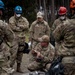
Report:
53,20,75,56
50,18,69,42
9,16,29,38
29,20,50,42
31,43,55,63
51,17,69,32
0,20,18,67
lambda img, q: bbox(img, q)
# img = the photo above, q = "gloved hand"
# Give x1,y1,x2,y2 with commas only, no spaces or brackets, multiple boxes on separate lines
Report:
36,53,44,62
28,41,31,48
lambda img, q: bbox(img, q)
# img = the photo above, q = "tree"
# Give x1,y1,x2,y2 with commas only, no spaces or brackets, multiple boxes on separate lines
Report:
43,0,48,22
51,0,55,26
2,0,36,23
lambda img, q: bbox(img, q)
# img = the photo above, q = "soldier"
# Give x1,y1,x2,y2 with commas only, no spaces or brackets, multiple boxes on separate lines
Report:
52,6,69,32
9,6,29,73
0,0,18,75
51,6,69,46
28,35,55,71
53,18,75,75
29,11,50,50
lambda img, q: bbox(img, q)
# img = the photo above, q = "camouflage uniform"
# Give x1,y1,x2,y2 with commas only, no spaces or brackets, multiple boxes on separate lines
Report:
29,20,50,49
53,20,75,75
52,17,69,31
0,20,17,75
28,35,55,71
9,16,29,70
51,17,69,46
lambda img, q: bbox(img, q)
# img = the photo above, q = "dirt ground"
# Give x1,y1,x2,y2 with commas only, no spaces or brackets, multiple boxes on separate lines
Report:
13,54,30,75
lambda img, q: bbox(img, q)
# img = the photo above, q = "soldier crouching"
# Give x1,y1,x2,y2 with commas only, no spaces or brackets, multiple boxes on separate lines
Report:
28,35,55,71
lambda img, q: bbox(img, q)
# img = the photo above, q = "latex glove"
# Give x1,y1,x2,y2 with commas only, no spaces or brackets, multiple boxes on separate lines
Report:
28,41,31,48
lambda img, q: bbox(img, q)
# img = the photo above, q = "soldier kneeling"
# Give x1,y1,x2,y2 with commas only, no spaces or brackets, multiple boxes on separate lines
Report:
28,35,55,71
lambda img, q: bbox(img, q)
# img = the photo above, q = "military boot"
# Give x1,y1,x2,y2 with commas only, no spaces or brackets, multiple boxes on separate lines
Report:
16,63,23,73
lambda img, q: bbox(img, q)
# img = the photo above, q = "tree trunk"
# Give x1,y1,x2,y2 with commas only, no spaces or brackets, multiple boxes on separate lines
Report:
62,0,64,6
43,0,48,22
35,0,38,13
51,0,55,26
39,0,41,8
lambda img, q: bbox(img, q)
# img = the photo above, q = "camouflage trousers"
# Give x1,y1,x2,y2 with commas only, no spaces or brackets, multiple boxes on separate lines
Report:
0,71,8,75
16,52,23,64
10,44,18,67
0,67,11,75
62,57,75,75
28,61,51,71
63,63,75,75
